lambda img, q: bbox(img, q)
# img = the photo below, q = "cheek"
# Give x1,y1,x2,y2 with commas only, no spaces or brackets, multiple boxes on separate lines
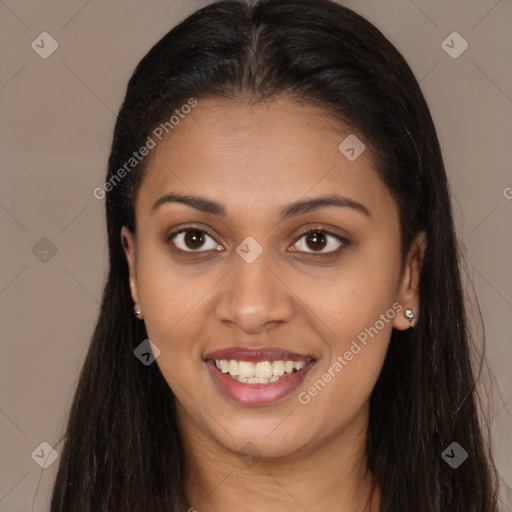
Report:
296,280,397,431
293,240,402,344
291,238,401,409
134,242,218,356
135,255,217,403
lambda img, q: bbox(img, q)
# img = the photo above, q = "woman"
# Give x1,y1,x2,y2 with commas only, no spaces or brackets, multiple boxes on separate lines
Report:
49,0,500,510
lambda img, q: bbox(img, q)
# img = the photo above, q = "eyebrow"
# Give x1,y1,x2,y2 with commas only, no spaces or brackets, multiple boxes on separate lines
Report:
151,192,371,219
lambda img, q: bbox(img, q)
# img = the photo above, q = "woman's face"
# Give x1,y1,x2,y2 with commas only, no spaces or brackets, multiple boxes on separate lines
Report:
122,97,424,460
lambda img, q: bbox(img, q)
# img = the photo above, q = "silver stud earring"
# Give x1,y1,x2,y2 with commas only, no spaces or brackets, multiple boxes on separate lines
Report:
404,308,417,327
134,306,144,320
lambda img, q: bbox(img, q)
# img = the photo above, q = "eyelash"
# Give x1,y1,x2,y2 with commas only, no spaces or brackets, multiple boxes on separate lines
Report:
166,226,350,259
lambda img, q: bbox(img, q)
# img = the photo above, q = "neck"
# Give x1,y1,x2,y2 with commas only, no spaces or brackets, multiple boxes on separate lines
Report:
179,404,380,512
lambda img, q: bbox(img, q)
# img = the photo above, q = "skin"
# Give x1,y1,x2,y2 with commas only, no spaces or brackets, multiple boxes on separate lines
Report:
122,97,426,512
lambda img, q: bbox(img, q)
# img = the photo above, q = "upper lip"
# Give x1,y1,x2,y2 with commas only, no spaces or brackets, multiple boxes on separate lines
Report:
204,346,316,362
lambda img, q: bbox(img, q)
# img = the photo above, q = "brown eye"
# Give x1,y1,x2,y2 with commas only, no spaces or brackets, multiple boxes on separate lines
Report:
169,229,221,252
305,230,328,251
183,230,205,249
291,229,346,255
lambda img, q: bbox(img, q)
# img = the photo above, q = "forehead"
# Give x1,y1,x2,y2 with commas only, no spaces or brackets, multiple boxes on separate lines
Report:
135,97,394,220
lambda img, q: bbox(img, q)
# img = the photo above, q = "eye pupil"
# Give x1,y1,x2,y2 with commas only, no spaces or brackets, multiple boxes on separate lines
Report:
306,231,327,251
184,229,205,249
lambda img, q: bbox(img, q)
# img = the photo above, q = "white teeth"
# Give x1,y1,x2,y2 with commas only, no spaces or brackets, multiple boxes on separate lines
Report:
284,361,294,373
213,358,312,383
230,374,283,384
228,359,239,376
254,361,273,379
238,361,255,378
272,360,285,376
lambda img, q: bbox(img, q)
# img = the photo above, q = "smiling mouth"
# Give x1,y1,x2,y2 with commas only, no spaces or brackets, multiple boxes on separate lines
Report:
210,358,316,384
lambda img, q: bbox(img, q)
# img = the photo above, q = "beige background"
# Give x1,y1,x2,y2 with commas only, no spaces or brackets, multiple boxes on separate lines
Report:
1,0,511,510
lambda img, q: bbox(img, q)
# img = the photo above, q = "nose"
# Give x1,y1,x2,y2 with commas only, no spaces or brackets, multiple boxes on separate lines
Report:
215,249,296,334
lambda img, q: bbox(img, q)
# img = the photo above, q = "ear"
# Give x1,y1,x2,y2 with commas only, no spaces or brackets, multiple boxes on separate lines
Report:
120,226,140,306
393,230,427,330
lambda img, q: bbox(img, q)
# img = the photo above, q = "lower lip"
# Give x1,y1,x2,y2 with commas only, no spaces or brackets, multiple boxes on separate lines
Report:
205,359,315,406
